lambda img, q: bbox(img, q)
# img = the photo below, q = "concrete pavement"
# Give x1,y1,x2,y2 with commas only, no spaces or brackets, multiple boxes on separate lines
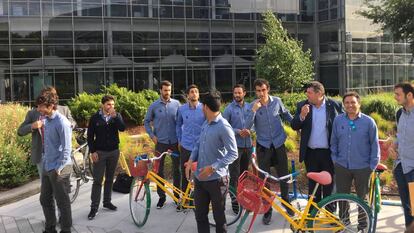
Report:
0,181,406,233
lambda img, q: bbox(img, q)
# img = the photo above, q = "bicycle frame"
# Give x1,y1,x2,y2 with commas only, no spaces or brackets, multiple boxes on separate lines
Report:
140,171,195,209
369,172,381,213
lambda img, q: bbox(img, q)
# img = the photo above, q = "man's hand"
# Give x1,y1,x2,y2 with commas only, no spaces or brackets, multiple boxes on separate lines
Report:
251,100,262,113
185,159,193,180
300,104,310,120
55,169,61,176
151,136,158,145
388,142,398,159
91,152,99,163
198,166,214,180
31,120,43,130
109,108,117,118
239,129,251,138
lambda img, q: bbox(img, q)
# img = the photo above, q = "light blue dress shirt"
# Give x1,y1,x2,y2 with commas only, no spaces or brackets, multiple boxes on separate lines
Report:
245,96,293,149
308,99,329,149
190,114,238,181
395,108,414,174
144,98,180,144
222,100,252,148
43,111,72,172
176,102,206,151
330,112,380,170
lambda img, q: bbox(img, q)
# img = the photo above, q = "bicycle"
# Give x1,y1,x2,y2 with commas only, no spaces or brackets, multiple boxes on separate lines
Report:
369,138,390,232
128,150,242,228
236,147,373,233
69,128,94,203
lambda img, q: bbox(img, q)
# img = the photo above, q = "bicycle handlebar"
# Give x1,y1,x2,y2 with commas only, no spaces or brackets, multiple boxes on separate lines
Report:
134,150,179,164
251,147,300,183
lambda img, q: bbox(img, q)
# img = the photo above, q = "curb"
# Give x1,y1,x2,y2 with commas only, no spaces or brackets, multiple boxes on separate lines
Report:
0,179,40,207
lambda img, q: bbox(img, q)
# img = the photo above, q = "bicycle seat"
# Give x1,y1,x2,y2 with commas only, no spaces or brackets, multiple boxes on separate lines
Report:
376,163,388,172
184,161,198,172
307,171,332,185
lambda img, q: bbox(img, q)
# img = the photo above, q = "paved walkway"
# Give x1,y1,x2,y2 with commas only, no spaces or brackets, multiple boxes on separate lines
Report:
0,181,406,233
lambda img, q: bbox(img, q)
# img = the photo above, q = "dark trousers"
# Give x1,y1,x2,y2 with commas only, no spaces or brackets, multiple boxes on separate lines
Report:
91,149,120,209
304,148,334,203
180,146,192,192
256,143,290,213
335,164,372,230
229,147,251,188
40,165,72,233
394,163,414,228
194,177,229,233
156,143,180,200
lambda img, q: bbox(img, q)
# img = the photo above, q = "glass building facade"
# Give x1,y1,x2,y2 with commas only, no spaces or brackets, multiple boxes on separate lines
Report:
0,0,413,103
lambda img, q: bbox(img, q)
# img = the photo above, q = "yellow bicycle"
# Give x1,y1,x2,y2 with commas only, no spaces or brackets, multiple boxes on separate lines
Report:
128,150,242,228
235,147,373,233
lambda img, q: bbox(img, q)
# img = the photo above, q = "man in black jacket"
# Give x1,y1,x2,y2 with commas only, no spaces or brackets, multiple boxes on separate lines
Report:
87,95,126,220
291,81,342,204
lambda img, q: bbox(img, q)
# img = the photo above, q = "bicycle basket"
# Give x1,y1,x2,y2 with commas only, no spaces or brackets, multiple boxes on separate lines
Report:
75,134,87,145
130,158,148,178
237,171,274,214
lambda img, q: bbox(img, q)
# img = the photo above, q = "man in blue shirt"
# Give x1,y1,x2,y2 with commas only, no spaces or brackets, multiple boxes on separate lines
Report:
246,79,294,225
185,90,238,233
223,84,252,189
391,83,414,230
37,90,73,233
291,81,343,205
331,92,379,233
176,84,205,210
144,80,181,208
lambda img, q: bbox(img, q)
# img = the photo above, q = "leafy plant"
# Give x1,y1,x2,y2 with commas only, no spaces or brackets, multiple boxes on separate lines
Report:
0,104,37,188
256,11,314,92
361,93,399,121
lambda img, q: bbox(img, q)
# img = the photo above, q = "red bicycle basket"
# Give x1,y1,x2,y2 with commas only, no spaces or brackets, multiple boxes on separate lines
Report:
130,159,148,177
237,171,274,214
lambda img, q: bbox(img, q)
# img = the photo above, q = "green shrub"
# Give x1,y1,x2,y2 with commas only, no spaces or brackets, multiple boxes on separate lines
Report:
68,84,159,125
0,104,37,188
370,112,395,139
278,92,307,114
0,144,32,188
361,93,399,121
67,93,103,126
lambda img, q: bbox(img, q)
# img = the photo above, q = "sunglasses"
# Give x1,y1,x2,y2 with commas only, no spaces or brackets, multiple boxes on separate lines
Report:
348,120,356,131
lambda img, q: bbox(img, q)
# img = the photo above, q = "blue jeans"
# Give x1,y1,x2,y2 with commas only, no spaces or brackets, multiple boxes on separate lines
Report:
394,163,414,227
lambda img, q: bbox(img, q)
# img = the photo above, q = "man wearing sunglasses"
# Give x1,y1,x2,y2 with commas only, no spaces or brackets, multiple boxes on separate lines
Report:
331,91,380,233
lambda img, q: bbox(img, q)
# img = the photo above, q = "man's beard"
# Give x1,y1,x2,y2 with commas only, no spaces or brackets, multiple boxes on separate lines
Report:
234,96,243,103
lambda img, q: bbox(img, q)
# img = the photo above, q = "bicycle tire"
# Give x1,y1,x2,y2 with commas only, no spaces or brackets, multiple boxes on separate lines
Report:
129,177,151,227
69,167,81,203
308,193,373,233
191,185,242,227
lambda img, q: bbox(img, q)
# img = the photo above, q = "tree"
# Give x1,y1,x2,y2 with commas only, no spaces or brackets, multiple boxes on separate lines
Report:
255,11,314,93
359,0,414,55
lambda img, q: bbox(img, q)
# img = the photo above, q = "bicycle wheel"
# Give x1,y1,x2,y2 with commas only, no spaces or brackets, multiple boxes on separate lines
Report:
208,185,243,227
69,166,81,203
308,193,372,233
129,177,151,227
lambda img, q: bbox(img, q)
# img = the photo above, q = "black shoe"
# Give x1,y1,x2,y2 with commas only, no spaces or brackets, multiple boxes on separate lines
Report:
156,197,166,209
88,208,98,220
262,211,272,225
103,202,117,211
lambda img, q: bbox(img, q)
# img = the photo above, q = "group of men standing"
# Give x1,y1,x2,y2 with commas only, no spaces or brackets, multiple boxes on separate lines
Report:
18,87,126,233
15,79,414,233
